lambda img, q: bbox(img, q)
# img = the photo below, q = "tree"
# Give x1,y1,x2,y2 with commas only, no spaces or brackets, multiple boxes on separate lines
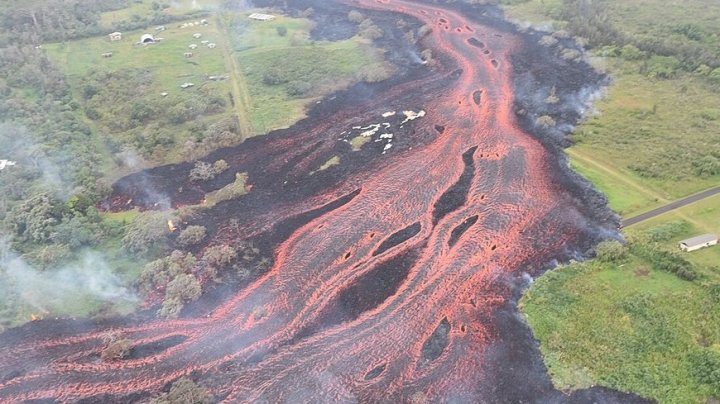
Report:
276,26,287,36
6,193,63,243
122,211,169,255
159,274,201,318
177,225,206,247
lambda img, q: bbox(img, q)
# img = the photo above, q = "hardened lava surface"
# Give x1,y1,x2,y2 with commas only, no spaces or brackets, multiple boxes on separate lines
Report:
1,0,650,402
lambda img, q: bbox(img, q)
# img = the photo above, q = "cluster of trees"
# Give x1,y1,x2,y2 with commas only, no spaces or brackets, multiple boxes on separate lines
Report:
139,250,202,318
81,68,229,160
594,237,698,281
556,0,720,80
347,11,384,41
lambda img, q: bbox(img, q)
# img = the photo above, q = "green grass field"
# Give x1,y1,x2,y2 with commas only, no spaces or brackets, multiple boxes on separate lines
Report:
224,14,385,133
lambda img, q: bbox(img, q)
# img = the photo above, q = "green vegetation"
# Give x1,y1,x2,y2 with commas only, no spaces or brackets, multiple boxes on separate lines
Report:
506,0,720,401
225,13,389,133
151,377,213,404
504,0,720,217
0,0,390,328
521,249,720,403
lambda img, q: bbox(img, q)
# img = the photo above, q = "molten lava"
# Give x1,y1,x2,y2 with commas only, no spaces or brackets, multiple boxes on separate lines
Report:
0,1,634,402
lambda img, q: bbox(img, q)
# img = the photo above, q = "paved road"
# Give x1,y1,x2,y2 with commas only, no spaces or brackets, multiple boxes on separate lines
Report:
622,186,720,227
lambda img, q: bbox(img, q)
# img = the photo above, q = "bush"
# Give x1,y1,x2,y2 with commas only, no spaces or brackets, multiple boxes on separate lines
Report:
276,26,287,36
152,377,213,404
204,245,238,267
176,225,206,247
595,240,627,262
101,337,133,361
348,10,364,23
688,350,720,393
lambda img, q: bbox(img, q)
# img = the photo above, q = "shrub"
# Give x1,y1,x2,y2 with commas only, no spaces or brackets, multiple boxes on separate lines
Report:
101,337,133,361
536,115,556,127
348,10,364,23
276,26,287,36
595,240,627,262
204,245,238,267
688,350,720,393
152,377,213,404
177,225,206,247
159,274,201,318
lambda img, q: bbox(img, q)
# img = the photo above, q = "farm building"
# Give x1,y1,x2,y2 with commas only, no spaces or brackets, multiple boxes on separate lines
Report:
679,234,718,252
109,32,122,41
140,34,156,44
248,13,275,21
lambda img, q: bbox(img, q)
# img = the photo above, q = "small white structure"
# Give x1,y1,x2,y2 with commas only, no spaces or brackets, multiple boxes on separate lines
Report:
161,92,169,97
156,25,166,31
207,43,216,49
201,19,208,25
180,82,194,89
193,33,202,39
0,160,17,170
189,44,198,49
102,52,113,58
679,234,718,252
140,34,156,44
248,13,275,21
184,52,193,58
109,32,122,41
201,40,209,44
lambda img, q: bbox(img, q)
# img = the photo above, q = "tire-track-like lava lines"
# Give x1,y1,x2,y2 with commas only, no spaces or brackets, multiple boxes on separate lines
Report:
0,0,622,402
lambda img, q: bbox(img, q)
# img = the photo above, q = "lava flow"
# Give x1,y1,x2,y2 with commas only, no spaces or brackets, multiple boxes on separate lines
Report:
0,0,645,402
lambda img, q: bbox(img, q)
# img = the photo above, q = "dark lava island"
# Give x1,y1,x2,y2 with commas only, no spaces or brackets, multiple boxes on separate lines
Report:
0,0,652,402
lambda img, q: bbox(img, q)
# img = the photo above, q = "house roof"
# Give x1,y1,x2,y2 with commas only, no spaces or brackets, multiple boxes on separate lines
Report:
248,13,275,20
680,234,718,247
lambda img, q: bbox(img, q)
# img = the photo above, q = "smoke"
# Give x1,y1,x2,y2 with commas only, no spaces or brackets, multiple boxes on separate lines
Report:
0,123,75,201
0,239,137,326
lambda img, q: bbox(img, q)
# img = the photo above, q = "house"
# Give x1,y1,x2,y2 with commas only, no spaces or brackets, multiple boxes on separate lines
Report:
201,19,208,25
109,32,122,41
248,13,275,21
180,82,194,89
679,234,718,252
101,52,113,58
193,33,202,39
189,44,198,49
140,34,156,44
207,43,216,49
184,52,193,58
